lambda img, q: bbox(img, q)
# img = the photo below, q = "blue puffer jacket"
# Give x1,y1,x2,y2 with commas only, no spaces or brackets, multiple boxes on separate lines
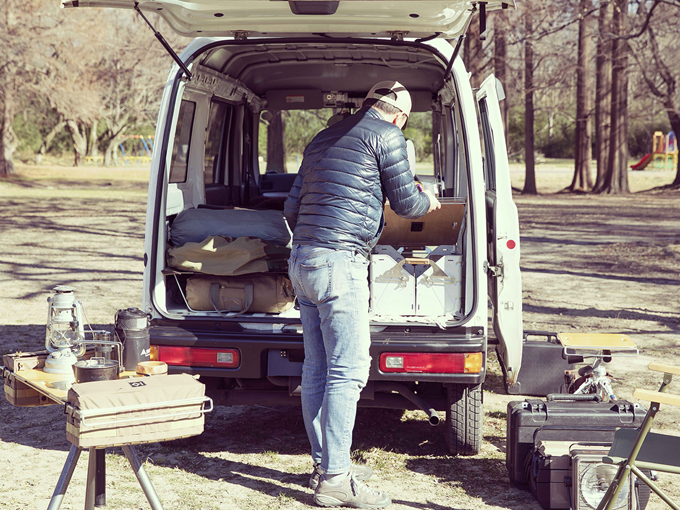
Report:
284,106,430,256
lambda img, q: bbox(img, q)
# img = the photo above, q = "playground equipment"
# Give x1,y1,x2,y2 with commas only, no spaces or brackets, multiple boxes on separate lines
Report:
631,130,678,170
119,135,154,165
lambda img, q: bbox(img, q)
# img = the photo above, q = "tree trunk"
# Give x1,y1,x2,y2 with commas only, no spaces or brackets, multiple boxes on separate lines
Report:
494,10,509,145
463,17,482,89
594,1,612,191
666,106,680,187
266,110,286,173
523,12,537,195
88,118,99,163
570,0,594,192
0,69,17,178
39,120,66,157
600,0,630,194
66,120,88,167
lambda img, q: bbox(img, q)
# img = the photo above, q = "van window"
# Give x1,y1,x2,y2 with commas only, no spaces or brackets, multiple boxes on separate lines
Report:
403,111,434,176
169,100,196,183
259,109,332,174
204,101,232,185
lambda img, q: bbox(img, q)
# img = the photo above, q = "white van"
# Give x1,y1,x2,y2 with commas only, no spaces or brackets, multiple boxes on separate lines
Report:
63,0,522,455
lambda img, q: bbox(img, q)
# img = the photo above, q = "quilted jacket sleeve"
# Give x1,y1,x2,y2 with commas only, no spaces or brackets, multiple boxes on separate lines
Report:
283,171,303,232
379,128,431,219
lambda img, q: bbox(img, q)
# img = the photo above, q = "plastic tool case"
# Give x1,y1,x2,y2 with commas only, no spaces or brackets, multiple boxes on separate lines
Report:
65,373,212,448
506,397,647,487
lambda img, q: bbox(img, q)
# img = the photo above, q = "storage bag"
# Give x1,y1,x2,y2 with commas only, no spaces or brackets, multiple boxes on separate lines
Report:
185,273,295,315
65,374,210,448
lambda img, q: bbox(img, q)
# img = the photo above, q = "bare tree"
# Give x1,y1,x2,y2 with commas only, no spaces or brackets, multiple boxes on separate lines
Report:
494,10,510,142
597,0,630,194
594,1,613,190
523,10,537,195
267,111,286,173
570,0,594,192
631,11,680,188
0,1,23,177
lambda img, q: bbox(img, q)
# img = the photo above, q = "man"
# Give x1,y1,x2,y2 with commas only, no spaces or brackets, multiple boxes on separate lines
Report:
284,81,441,509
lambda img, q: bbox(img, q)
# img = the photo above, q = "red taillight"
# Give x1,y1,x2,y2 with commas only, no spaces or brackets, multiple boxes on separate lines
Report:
379,352,482,374
507,240,516,249
156,346,240,368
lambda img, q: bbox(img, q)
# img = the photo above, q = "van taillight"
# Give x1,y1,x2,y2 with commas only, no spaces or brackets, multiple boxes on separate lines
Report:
379,352,482,374
156,346,240,368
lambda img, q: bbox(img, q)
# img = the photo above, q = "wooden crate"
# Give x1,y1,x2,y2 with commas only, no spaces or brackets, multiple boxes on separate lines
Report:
3,370,56,407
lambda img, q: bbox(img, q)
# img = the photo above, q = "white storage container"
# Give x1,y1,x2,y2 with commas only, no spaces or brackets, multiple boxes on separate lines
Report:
370,252,415,316
415,255,463,316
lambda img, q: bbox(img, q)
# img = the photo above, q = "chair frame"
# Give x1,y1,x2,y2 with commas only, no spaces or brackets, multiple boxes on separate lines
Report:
597,362,680,510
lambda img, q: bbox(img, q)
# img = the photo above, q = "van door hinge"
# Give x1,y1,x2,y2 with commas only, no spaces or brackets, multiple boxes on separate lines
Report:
485,262,502,277
389,31,408,41
233,31,250,41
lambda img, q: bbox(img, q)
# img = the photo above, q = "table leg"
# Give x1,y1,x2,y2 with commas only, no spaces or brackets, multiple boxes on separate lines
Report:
47,445,82,510
95,448,106,507
122,445,164,510
85,448,96,510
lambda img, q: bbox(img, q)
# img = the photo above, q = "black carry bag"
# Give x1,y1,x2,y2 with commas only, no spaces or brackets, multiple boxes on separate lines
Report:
506,395,647,488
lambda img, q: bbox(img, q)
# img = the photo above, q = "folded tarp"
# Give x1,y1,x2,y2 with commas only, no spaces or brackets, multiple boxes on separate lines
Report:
170,207,292,247
167,236,289,276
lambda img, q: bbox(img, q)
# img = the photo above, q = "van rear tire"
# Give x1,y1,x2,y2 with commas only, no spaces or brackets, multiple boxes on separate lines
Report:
445,383,482,456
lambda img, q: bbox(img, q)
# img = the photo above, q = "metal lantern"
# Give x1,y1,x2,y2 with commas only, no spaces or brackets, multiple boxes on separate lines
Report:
43,286,87,386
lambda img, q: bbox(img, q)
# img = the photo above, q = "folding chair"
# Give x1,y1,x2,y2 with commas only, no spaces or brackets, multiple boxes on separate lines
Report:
597,362,680,510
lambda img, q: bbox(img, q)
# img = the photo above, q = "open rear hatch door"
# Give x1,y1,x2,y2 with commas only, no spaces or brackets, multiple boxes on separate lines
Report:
60,0,512,39
476,74,523,386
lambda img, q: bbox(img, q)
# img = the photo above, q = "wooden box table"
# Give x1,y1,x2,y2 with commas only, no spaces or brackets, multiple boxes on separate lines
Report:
3,351,210,510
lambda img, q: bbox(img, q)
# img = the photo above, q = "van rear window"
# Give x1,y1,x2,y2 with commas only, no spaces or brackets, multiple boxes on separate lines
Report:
169,100,196,183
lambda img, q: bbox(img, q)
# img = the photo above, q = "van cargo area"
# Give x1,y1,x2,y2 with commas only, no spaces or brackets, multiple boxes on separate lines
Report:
116,22,523,455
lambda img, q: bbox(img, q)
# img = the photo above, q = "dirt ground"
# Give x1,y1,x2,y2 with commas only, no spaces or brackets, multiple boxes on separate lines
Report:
0,163,678,510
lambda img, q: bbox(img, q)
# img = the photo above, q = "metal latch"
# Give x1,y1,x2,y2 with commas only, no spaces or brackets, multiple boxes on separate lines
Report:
485,262,502,277
388,31,408,41
233,31,250,41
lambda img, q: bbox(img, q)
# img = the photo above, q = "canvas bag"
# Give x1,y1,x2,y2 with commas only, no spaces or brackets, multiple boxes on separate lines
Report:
167,236,289,276
65,374,209,448
185,273,295,315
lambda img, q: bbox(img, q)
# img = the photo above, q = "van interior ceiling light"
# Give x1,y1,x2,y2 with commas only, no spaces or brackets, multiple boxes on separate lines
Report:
43,285,87,389
133,2,193,81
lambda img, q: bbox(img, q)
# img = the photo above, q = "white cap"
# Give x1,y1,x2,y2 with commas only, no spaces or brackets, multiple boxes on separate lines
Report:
365,81,412,116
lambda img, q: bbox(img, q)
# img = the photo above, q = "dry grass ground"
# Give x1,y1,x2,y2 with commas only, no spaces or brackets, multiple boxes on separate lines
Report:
0,161,678,510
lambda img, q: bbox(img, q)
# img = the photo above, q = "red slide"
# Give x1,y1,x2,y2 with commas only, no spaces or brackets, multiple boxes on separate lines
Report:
631,153,652,170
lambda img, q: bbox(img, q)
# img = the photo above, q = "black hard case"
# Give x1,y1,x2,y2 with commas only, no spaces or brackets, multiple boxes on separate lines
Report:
506,398,647,487
505,331,575,396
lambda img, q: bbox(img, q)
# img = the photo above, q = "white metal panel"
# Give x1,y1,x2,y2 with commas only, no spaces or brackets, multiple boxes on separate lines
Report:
476,73,523,386
61,0,513,39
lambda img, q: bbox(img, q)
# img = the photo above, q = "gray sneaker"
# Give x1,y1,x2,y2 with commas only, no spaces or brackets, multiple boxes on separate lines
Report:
309,463,373,490
313,473,391,509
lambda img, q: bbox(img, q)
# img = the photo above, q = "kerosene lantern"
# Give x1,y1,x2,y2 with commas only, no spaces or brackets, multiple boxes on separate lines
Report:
43,286,86,388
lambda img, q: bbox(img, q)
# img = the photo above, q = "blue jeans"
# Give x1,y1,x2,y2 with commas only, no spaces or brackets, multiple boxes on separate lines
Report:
288,244,371,475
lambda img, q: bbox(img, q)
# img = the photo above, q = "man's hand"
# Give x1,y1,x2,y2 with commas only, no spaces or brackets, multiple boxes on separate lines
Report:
424,190,441,213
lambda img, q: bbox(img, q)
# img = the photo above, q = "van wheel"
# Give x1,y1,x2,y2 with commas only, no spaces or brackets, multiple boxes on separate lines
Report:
445,383,482,456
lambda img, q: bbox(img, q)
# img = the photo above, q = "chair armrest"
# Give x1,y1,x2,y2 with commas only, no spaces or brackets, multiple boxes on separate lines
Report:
634,388,680,407
648,362,680,375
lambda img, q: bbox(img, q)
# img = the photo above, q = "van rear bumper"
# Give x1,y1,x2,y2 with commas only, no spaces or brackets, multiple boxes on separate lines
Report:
150,324,487,385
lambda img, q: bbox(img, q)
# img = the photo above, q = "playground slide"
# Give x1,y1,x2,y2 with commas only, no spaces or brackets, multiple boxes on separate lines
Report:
631,152,652,170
